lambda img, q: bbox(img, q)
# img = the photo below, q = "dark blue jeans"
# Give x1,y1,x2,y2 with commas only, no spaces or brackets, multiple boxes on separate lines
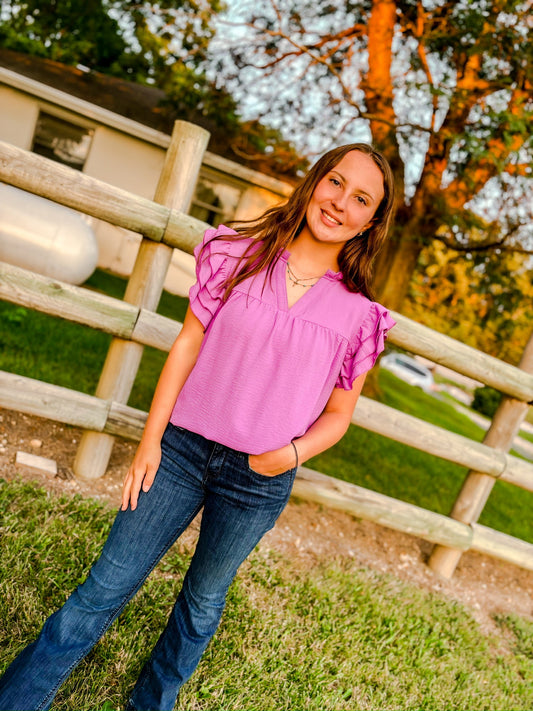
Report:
0,424,296,711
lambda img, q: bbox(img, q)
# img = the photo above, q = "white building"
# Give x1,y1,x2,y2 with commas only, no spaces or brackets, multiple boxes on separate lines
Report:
0,48,294,294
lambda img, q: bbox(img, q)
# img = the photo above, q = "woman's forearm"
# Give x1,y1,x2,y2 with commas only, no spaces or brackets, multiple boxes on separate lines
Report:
141,307,205,445
292,410,352,466
294,372,366,465
122,307,205,510
249,374,366,477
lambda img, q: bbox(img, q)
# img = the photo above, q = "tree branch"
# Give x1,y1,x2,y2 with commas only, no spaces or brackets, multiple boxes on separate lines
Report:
415,1,438,132
433,233,533,255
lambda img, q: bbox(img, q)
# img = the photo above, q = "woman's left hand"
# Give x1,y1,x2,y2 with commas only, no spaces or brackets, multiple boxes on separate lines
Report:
248,443,298,477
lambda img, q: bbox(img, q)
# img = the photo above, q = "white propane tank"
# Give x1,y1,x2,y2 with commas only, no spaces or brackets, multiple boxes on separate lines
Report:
0,184,98,284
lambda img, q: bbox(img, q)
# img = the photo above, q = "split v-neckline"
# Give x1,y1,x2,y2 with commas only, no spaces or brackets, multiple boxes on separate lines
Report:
279,251,341,312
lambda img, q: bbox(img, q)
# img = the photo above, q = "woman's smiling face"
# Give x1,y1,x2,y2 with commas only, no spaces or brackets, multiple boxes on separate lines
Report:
302,150,385,248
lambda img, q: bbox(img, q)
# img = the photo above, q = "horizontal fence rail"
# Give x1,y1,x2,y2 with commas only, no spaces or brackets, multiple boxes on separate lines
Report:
391,313,533,402
0,140,209,253
1,369,532,572
1,351,533,496
0,261,181,351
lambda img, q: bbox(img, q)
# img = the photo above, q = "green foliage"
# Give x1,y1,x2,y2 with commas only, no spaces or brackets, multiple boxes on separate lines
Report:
0,0,305,174
403,241,533,365
472,386,502,418
0,0,224,76
213,0,533,304
0,0,127,73
1,478,533,710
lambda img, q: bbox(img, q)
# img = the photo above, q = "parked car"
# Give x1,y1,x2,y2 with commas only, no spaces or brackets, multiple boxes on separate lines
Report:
380,353,435,392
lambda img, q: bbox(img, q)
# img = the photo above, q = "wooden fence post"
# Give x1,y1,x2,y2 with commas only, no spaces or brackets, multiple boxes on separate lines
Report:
73,120,210,479
428,329,533,578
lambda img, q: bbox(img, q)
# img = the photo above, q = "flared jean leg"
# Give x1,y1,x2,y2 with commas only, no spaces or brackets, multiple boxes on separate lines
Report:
0,424,208,711
128,445,296,711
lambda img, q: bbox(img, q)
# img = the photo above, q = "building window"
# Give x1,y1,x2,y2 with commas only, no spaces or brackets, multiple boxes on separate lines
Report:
190,175,242,227
32,112,93,170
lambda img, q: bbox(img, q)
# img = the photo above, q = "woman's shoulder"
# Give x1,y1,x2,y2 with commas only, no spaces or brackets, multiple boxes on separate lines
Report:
198,224,256,260
357,298,396,341
334,280,393,320
331,279,395,332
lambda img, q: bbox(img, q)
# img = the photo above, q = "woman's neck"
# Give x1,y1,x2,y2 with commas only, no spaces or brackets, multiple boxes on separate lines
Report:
289,230,341,275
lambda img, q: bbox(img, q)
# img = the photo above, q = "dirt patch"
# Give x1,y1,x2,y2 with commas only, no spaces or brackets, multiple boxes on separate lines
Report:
1,408,532,632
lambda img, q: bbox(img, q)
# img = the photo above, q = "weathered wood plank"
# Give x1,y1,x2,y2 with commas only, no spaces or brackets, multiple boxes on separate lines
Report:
132,309,181,351
292,466,473,549
0,262,138,337
164,210,208,253
353,397,533,492
471,523,533,572
0,140,209,256
106,402,146,441
353,397,506,476
499,453,533,490
0,371,109,431
0,141,169,241
389,313,533,402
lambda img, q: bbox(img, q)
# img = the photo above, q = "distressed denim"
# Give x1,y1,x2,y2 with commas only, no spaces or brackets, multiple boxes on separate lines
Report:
0,424,296,711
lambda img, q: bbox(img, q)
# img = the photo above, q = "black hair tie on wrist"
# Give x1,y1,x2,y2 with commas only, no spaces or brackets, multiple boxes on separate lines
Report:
291,441,299,470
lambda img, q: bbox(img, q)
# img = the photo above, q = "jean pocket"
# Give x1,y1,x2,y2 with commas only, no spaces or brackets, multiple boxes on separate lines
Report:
246,455,294,479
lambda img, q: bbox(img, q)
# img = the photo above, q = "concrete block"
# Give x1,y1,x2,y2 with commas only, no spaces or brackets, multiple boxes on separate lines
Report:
15,450,58,476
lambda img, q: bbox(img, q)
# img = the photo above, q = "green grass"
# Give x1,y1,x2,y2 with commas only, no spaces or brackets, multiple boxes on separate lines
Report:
520,429,533,445
1,269,532,543
1,478,532,711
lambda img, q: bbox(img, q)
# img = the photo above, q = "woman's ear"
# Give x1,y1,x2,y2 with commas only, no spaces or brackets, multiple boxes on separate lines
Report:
362,217,378,233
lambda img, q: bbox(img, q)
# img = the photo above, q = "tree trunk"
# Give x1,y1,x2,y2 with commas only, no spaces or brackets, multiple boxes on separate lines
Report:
373,228,424,311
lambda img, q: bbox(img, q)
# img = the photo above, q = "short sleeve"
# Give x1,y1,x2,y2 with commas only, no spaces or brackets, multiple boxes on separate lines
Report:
188,225,240,329
336,303,396,389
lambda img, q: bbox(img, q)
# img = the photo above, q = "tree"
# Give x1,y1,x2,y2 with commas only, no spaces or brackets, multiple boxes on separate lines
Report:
403,240,533,365
0,0,126,70
212,0,533,308
0,0,223,77
0,0,306,177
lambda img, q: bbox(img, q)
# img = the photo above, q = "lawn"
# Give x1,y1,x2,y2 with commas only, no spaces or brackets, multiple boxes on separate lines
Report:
1,269,532,544
1,478,532,711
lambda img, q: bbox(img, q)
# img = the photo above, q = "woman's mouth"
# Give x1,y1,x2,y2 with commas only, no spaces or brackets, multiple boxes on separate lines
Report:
321,210,342,226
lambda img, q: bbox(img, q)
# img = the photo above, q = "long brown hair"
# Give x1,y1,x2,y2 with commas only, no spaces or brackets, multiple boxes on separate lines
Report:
208,143,395,301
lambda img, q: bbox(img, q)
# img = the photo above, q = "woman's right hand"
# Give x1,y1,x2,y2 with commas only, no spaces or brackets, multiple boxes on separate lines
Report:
121,439,162,512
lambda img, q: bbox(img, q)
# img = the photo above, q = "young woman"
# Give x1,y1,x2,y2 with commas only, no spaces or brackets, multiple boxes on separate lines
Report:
0,143,396,711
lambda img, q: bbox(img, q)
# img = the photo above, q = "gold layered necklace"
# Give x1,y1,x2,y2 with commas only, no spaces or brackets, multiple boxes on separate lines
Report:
286,261,324,288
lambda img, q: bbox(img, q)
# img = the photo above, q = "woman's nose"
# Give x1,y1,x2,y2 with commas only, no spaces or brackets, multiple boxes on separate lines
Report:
331,196,345,212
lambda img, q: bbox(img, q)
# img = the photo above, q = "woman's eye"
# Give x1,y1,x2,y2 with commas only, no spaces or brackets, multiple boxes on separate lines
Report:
329,177,341,186
355,195,367,205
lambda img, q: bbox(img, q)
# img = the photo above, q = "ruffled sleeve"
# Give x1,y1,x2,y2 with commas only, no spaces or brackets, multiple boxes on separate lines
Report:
188,225,240,329
336,303,396,389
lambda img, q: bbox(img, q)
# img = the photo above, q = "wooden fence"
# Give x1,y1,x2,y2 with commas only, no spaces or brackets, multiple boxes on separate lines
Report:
1,125,532,578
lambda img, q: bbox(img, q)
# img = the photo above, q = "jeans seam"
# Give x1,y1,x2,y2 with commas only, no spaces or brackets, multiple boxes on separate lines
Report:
203,442,226,483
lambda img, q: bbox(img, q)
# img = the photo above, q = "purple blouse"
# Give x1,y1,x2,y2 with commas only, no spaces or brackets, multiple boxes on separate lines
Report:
170,225,395,454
